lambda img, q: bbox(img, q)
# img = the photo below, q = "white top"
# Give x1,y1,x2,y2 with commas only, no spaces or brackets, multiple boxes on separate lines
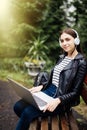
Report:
52,56,72,87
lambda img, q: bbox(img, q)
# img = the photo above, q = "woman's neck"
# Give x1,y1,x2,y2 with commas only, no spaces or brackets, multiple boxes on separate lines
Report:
67,49,78,59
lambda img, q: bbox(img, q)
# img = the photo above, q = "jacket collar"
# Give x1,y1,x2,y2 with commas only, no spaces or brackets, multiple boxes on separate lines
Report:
74,53,84,60
59,53,84,60
59,53,84,71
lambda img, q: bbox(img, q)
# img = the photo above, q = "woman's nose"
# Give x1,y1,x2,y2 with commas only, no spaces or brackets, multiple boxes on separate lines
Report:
63,40,67,45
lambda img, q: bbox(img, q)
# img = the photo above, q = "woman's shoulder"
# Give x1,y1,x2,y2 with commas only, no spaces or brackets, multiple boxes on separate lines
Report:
77,53,87,66
75,53,86,59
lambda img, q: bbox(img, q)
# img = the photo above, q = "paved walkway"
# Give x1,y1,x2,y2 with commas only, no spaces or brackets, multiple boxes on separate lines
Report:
0,80,87,130
0,80,19,130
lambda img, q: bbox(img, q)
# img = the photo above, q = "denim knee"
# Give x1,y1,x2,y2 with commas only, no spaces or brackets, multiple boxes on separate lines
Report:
15,106,35,130
14,99,29,117
14,101,21,117
21,105,41,123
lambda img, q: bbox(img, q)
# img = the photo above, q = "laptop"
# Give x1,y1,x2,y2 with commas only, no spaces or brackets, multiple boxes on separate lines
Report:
7,78,53,110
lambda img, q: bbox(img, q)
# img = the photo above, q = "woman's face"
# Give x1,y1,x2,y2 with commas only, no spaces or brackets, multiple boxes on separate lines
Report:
60,32,75,54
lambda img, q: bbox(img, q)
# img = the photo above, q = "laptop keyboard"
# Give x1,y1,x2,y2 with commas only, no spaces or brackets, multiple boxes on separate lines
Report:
33,95,47,106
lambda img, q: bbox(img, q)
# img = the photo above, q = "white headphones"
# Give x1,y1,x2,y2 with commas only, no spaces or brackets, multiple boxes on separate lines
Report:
72,29,80,45
59,29,80,46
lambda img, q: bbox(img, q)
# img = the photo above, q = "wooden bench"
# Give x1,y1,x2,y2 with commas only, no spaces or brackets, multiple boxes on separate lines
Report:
29,109,79,130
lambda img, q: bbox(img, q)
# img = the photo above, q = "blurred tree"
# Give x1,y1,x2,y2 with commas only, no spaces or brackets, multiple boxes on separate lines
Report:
1,0,83,65
71,0,87,56
9,0,70,62
8,0,48,57
39,0,69,62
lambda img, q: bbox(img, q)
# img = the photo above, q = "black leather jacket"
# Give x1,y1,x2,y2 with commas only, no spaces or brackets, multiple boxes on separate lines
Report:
43,53,87,110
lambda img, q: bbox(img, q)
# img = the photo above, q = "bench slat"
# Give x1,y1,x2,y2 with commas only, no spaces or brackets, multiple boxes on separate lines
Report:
52,116,59,130
60,113,70,130
29,120,36,130
41,118,48,130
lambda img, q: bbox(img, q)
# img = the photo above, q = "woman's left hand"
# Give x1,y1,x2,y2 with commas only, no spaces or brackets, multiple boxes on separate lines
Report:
29,85,43,93
43,98,61,112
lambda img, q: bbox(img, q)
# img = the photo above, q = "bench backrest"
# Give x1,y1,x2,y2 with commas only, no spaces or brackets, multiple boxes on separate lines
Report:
81,75,87,104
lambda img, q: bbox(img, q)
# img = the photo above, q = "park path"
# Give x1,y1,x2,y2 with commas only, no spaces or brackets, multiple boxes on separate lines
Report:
0,80,19,130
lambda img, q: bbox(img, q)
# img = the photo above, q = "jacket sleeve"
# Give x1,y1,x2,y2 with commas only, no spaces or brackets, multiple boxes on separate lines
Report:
41,71,52,90
58,59,87,105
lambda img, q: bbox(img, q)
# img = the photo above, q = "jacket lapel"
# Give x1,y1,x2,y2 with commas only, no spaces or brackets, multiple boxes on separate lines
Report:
59,53,84,71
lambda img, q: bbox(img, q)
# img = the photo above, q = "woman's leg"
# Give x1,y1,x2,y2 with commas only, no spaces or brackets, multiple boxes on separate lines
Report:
15,104,63,130
14,99,29,117
15,105,42,130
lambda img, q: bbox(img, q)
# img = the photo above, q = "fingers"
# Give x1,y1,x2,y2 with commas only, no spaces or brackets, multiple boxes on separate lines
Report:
43,105,48,113
43,99,60,113
29,85,43,93
29,87,37,93
29,86,41,93
43,103,54,112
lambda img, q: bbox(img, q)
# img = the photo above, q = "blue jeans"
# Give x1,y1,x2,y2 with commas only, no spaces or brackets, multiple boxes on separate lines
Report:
14,84,62,130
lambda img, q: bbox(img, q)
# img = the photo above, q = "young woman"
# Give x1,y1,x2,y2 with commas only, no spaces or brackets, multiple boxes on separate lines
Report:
14,28,87,130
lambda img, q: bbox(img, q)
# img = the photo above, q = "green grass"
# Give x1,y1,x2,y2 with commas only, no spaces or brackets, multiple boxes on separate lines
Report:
0,69,34,89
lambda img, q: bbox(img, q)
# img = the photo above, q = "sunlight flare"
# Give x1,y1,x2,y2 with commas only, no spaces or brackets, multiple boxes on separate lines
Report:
0,0,10,19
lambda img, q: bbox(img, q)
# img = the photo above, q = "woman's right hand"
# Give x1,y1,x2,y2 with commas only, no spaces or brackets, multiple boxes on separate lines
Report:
29,85,43,93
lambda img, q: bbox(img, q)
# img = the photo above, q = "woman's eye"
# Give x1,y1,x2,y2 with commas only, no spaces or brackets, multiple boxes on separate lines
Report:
60,40,64,43
65,38,70,41
60,38,71,43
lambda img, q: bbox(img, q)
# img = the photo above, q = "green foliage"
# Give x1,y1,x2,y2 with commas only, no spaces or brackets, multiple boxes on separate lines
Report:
40,0,66,38
0,69,34,87
26,35,49,61
0,58,24,71
0,1,40,59
0,0,49,58
71,0,87,56
38,0,68,62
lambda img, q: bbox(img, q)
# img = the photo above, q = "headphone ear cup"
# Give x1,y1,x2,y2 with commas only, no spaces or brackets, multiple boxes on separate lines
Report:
74,37,80,45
